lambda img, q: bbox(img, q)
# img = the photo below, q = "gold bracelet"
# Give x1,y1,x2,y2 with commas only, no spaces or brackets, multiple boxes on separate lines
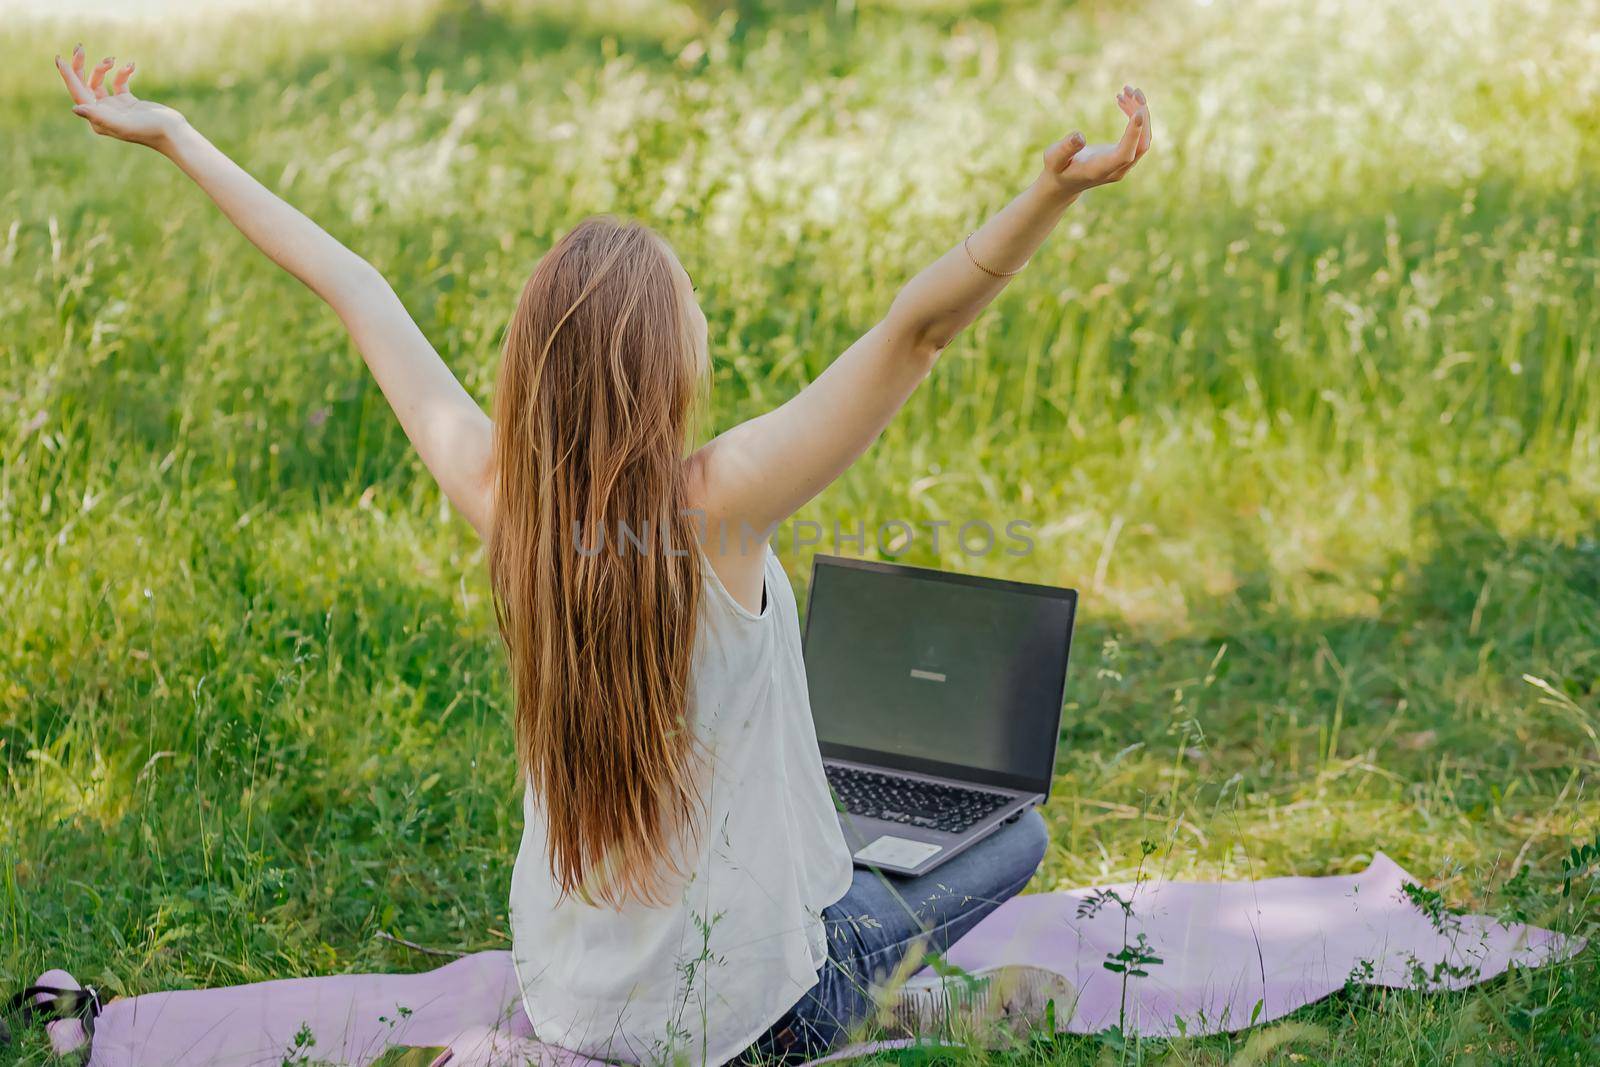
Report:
964,233,1027,278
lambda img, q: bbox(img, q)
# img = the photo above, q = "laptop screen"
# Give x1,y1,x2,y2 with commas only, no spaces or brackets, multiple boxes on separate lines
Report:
802,555,1077,795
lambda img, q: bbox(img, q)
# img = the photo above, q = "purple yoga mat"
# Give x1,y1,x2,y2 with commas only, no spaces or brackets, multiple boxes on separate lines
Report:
33,852,1582,1065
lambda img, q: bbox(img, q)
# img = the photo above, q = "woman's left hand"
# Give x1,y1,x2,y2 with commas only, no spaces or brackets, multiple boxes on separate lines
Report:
1040,86,1153,198
55,44,187,149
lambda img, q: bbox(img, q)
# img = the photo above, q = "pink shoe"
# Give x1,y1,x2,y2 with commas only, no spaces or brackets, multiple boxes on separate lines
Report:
2,968,103,1056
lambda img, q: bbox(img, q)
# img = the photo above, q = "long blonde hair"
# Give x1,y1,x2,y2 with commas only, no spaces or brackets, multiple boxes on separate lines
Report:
490,216,704,908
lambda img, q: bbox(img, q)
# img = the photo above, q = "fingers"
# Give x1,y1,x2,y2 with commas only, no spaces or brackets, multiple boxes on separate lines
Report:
54,46,133,103
1108,86,1151,179
1116,84,1138,118
87,55,115,99
1133,87,1152,158
1112,95,1143,166
1043,130,1086,174
55,45,94,104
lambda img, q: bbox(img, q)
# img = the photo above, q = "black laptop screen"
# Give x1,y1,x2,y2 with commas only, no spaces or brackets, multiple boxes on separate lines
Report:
802,556,1076,794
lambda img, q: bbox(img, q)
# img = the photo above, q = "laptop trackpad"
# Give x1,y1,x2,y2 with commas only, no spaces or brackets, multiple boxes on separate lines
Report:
853,835,943,868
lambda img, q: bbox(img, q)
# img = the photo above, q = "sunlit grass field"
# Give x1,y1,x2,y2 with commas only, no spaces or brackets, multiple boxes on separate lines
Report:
3,0,1598,1061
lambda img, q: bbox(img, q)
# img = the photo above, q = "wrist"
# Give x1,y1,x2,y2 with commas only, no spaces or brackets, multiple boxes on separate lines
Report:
1030,171,1082,209
151,113,195,156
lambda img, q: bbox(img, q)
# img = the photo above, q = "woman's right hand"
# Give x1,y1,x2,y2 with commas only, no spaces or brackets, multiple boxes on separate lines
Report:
55,45,186,149
1040,85,1153,198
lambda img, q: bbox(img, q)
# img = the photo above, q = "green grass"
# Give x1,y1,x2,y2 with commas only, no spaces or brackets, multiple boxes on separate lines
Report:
2,0,1598,1062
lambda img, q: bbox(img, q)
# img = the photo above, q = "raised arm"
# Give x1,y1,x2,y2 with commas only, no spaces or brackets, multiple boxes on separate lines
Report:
56,47,494,537
690,88,1152,590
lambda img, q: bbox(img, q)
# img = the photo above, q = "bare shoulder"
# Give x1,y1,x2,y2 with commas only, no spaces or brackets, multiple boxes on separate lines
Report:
682,432,754,528
682,447,767,615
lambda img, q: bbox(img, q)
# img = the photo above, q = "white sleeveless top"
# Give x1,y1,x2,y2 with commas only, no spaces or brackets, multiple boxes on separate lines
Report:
508,546,854,1066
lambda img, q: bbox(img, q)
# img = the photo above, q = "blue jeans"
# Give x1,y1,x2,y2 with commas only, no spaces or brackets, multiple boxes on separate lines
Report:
739,808,1049,1062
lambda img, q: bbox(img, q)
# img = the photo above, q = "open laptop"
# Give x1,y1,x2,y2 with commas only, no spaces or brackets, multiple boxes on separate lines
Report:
802,554,1078,877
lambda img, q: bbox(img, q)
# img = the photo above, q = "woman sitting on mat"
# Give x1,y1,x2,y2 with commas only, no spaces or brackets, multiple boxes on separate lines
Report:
54,46,1151,1065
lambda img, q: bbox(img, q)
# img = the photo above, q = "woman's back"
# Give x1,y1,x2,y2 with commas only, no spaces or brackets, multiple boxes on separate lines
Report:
509,546,851,1066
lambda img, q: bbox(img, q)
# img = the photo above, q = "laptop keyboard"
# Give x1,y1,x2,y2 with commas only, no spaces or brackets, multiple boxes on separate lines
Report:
825,764,1014,835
